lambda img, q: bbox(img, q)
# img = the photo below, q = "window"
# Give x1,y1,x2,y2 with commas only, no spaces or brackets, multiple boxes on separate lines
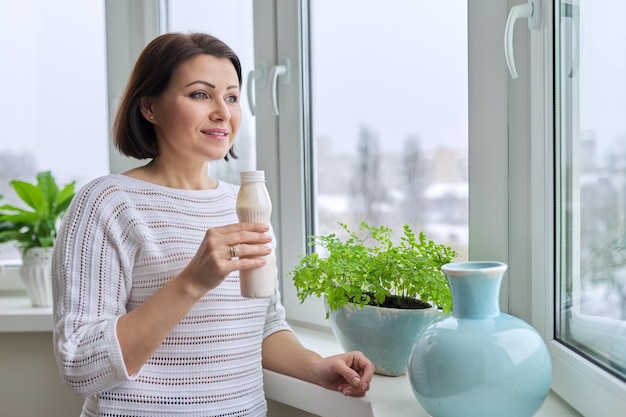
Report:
555,0,626,379
310,1,468,252
0,0,108,264
507,1,626,415
277,1,469,325
553,0,626,411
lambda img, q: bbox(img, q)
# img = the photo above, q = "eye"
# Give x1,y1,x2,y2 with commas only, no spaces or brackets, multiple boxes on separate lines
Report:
190,91,209,100
225,95,239,103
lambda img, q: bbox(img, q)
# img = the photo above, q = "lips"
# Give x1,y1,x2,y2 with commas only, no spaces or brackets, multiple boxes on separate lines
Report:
201,129,229,140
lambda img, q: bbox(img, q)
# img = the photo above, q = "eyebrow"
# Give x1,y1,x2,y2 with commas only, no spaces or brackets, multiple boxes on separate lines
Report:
185,80,239,90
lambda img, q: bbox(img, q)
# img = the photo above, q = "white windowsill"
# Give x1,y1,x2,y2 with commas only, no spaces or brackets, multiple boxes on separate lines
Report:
0,295,581,416
268,323,582,417
0,292,53,332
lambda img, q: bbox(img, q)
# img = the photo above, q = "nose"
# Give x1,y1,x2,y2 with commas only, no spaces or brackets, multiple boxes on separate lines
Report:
209,99,230,122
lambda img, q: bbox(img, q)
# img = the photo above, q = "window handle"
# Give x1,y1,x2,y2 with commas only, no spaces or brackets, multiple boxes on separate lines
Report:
269,58,291,116
246,64,267,116
562,2,580,78
504,0,541,79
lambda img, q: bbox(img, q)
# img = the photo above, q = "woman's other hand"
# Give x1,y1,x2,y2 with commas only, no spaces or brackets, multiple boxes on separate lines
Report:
312,351,374,397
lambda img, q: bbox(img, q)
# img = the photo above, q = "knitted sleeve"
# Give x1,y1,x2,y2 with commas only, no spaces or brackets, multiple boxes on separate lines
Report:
52,178,138,397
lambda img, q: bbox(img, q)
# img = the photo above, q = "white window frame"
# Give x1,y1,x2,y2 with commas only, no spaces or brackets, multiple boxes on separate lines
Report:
506,1,626,416
256,0,326,327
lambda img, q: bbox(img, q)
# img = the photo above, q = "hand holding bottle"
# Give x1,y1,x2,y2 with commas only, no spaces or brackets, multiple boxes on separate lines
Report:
236,171,275,298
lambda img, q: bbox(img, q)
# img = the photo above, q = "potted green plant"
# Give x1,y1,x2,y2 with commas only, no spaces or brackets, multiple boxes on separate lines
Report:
290,221,458,376
0,171,75,306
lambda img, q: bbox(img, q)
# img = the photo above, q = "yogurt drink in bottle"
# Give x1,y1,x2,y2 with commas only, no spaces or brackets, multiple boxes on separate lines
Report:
236,170,275,298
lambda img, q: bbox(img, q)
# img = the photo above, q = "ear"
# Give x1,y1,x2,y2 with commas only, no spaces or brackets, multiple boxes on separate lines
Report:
139,97,155,122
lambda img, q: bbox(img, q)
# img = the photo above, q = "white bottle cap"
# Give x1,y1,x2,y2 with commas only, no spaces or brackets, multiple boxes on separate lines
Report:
240,170,266,182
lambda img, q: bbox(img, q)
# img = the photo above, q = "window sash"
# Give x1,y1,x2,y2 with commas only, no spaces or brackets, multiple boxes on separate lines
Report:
530,1,626,415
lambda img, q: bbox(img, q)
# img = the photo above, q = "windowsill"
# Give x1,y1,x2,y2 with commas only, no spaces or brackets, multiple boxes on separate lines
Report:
0,295,581,416
0,292,53,332
267,322,583,417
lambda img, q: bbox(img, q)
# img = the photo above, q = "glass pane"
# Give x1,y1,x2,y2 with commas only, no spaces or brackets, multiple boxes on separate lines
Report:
0,1,108,262
555,0,626,381
166,0,256,185
310,0,468,260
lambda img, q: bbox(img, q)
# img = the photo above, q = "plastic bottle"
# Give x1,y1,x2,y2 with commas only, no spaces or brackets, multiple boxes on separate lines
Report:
236,170,275,298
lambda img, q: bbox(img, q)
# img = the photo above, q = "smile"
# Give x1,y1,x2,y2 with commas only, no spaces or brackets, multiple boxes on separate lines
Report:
202,129,229,140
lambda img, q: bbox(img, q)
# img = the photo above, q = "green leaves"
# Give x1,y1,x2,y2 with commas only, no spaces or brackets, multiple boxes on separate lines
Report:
290,221,458,316
0,171,75,252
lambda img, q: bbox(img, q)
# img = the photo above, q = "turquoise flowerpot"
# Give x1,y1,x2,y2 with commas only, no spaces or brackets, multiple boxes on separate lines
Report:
408,261,551,417
327,298,443,376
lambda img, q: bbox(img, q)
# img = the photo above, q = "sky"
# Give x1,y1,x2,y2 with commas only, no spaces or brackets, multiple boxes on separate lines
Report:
310,1,468,154
0,0,109,185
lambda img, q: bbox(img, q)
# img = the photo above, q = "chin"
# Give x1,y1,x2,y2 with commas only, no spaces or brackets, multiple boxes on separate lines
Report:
204,148,230,162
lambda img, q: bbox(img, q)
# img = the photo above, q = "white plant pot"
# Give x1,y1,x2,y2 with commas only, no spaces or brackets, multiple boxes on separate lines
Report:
20,247,54,307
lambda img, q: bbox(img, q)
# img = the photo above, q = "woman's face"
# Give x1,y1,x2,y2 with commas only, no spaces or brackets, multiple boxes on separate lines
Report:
144,54,242,164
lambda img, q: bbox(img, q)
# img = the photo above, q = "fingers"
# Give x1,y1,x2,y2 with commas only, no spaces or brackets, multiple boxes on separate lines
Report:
340,352,374,396
209,223,272,275
221,221,270,237
317,351,374,397
227,243,271,263
183,223,273,292
204,222,270,251
215,223,271,248
337,376,369,397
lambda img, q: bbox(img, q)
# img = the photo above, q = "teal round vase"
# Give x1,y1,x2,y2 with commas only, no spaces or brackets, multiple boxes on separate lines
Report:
408,261,551,417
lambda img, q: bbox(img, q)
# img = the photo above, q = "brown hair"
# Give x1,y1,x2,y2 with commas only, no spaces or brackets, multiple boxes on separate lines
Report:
113,33,242,160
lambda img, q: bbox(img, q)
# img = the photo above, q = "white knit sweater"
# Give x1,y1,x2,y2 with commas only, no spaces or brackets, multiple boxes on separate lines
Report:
52,174,292,417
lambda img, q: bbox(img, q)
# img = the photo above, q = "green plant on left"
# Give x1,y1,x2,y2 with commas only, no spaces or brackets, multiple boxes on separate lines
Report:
0,171,75,252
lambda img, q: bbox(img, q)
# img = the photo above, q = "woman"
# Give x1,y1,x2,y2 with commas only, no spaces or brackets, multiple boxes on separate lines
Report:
52,32,373,417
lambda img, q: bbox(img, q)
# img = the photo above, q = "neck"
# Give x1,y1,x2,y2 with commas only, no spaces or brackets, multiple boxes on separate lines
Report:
123,159,217,190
